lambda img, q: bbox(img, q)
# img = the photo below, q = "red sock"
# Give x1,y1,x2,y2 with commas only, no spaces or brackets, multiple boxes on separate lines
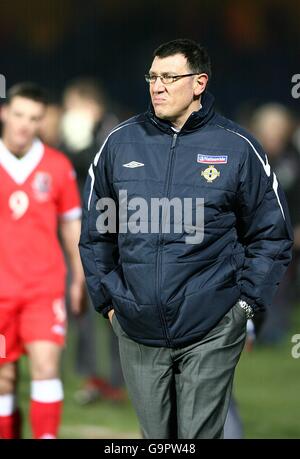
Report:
30,379,64,439
0,409,22,439
30,400,62,439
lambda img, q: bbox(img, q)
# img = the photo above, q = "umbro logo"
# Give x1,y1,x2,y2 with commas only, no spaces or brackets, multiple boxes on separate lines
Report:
123,161,144,168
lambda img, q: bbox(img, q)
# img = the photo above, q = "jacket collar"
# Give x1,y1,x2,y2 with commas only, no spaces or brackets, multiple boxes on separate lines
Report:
146,90,216,134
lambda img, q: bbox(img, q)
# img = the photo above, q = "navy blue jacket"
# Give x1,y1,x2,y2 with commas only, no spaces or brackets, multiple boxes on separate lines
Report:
79,91,293,348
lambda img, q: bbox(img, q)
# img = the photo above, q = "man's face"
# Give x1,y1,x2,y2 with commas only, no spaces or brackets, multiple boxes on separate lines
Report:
63,91,103,123
148,53,205,125
1,96,46,151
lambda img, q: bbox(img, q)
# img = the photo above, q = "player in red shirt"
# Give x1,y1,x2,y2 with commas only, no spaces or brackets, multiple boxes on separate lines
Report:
0,83,86,439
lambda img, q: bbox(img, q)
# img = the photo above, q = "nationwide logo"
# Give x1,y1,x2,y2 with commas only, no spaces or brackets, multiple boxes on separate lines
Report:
123,161,144,168
197,154,227,164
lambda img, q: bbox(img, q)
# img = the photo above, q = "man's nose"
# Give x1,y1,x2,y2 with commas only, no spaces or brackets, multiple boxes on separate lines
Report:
152,77,165,93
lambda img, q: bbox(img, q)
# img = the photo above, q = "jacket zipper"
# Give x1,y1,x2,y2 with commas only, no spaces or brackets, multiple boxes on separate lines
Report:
156,132,178,347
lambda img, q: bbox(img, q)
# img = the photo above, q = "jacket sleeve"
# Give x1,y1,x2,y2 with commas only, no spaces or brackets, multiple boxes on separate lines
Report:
235,141,293,312
79,141,119,317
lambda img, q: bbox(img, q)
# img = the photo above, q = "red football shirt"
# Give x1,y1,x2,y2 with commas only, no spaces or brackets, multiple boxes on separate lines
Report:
0,139,81,298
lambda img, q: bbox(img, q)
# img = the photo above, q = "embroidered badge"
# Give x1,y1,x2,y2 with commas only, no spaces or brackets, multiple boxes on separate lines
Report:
201,165,220,182
31,172,52,201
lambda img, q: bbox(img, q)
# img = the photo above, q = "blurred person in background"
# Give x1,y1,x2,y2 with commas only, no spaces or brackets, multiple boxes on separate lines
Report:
0,83,86,439
60,77,119,190
59,78,125,404
250,104,300,344
39,101,63,149
224,103,299,437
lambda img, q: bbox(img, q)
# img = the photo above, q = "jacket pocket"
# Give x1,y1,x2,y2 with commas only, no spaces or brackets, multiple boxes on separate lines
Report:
100,264,136,304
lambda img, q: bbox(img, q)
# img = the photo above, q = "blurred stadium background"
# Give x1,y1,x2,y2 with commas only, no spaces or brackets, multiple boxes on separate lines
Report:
1,0,300,439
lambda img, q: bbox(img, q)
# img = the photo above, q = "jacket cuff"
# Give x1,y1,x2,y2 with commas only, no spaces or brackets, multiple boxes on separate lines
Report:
101,304,114,319
93,286,112,314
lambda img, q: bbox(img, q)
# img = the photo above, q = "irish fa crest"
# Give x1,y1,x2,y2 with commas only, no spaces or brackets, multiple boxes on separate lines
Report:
201,165,220,183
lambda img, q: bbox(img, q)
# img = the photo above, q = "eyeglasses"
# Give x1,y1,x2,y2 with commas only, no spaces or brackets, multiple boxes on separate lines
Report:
145,73,199,85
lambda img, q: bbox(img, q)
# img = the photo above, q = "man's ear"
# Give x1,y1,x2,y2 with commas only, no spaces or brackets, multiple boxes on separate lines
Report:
194,74,208,97
0,104,8,123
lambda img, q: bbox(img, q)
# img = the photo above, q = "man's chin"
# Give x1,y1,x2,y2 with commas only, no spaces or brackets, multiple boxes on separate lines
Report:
154,109,170,121
11,138,32,154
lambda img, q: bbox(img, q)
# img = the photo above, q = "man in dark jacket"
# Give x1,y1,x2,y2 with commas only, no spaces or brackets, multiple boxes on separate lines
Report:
79,39,293,439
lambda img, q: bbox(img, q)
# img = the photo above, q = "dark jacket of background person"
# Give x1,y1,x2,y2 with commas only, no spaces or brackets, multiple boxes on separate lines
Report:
79,90,293,348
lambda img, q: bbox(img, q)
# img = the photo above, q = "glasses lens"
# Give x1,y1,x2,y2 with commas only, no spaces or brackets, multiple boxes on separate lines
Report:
145,75,177,84
161,76,174,84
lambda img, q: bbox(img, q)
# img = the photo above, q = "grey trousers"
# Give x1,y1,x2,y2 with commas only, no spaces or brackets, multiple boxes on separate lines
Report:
111,302,247,439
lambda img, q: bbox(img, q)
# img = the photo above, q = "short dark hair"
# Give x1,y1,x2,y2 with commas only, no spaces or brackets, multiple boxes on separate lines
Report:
6,82,48,105
153,38,212,80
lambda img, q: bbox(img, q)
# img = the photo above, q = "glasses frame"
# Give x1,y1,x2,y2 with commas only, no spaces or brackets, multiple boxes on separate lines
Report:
145,73,199,85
